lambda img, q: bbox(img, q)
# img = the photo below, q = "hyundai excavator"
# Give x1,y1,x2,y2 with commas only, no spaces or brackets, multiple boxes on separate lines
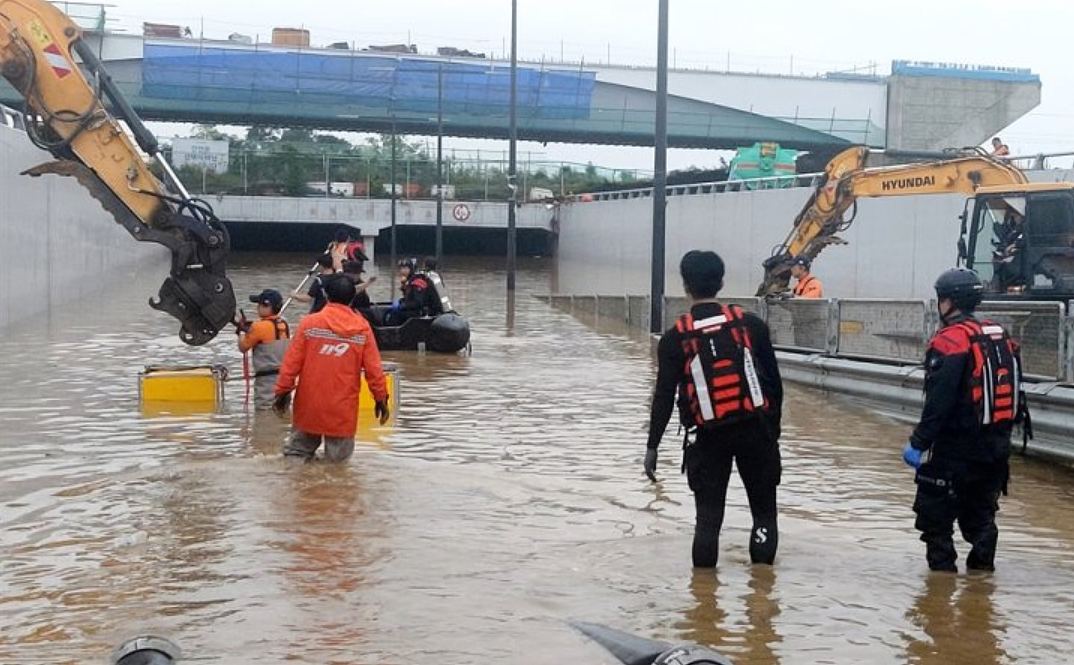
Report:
757,145,1074,300
0,0,234,344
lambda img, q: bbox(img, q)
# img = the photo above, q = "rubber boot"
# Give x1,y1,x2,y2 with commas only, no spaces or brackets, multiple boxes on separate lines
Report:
922,533,958,572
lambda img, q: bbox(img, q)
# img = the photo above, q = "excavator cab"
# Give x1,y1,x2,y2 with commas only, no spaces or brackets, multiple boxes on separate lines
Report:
963,185,1074,298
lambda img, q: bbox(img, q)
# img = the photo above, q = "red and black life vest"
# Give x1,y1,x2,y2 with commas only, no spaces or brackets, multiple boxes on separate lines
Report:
950,318,1022,426
345,240,367,262
675,306,770,428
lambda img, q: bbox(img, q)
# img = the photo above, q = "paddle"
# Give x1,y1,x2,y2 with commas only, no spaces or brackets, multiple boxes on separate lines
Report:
280,245,333,317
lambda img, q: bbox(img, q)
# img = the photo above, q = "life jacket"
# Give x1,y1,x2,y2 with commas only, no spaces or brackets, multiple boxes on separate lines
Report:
251,317,291,377
675,306,770,429
403,275,430,314
345,240,367,262
793,274,823,298
949,318,1022,427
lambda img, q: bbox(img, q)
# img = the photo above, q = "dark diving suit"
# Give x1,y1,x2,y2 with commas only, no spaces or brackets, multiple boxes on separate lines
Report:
907,312,1021,572
646,302,783,567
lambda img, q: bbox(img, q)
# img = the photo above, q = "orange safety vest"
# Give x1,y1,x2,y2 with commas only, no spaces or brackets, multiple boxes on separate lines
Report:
675,306,770,428
793,273,823,298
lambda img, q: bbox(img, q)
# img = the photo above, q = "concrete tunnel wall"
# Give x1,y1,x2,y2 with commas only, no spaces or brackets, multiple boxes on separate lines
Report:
0,126,166,329
557,187,968,300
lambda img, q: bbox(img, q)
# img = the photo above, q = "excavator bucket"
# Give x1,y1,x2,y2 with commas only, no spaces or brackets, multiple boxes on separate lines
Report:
24,160,235,345
757,254,793,297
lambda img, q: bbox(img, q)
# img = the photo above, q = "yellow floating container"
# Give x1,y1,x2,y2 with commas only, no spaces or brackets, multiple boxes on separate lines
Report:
140,364,227,409
357,362,400,432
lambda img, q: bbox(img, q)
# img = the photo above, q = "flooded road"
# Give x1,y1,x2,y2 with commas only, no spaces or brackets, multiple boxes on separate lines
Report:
2,254,1074,664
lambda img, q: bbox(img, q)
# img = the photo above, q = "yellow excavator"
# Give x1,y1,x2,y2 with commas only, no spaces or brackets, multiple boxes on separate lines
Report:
757,146,1074,299
0,0,234,344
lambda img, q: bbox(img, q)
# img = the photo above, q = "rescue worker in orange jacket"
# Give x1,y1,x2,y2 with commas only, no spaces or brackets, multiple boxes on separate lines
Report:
645,250,783,568
273,275,390,462
902,268,1028,572
237,289,290,409
790,257,823,298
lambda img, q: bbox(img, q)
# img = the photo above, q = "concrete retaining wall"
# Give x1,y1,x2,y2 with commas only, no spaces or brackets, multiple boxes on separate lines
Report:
0,126,165,328
558,186,965,299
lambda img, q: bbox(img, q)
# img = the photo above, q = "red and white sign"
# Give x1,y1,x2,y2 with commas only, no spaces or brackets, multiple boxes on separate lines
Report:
42,43,72,79
452,203,471,222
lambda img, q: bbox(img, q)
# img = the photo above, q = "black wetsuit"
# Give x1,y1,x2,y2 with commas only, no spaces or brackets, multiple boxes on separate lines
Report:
908,312,1016,572
307,277,328,313
647,301,783,567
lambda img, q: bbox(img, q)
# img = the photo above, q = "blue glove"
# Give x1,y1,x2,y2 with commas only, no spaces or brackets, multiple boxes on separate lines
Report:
388,299,402,311
902,442,923,468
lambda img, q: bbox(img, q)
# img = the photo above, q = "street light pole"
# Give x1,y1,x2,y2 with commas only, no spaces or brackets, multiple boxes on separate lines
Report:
436,64,444,265
506,0,518,292
390,118,398,299
650,0,669,333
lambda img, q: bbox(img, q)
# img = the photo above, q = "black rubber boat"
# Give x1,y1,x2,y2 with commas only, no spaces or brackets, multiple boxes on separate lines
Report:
367,305,471,353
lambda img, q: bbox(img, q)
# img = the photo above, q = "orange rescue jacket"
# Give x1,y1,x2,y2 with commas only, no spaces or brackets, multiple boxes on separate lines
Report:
274,303,388,437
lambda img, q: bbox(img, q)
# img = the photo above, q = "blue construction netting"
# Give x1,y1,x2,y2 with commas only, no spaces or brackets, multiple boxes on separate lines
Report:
891,60,1039,83
142,44,597,119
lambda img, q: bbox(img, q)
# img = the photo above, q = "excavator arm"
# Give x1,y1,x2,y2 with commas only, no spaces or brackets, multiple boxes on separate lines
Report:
0,0,234,345
756,145,1029,296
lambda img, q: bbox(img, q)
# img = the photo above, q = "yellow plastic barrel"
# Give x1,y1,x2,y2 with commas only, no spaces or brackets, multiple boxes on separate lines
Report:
140,364,227,413
357,362,399,433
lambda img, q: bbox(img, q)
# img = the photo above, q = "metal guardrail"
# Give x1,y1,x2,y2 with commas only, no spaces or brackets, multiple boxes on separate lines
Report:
579,172,826,201
542,294,1074,384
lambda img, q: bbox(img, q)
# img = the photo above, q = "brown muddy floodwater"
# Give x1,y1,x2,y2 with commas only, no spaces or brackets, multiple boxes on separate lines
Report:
2,254,1074,665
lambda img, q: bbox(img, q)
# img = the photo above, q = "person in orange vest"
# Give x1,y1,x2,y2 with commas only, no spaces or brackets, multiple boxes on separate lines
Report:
273,275,390,462
790,257,824,298
236,289,290,409
990,137,1010,159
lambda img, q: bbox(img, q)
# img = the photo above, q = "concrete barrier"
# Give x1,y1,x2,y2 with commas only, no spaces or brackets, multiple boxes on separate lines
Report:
777,351,1074,463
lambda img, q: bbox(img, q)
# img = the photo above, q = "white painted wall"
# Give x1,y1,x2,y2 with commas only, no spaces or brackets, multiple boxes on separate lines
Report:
0,126,165,328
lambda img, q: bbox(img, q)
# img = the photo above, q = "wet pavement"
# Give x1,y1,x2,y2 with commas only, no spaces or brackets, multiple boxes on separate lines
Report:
2,254,1074,664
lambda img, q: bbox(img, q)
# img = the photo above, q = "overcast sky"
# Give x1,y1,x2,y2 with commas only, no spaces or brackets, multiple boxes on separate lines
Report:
100,0,1074,171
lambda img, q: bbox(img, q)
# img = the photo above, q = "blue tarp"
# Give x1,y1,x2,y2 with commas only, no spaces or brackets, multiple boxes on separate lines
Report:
142,44,597,119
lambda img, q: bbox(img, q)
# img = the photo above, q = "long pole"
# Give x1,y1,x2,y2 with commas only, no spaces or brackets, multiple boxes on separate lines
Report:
506,0,518,292
436,64,444,265
390,119,398,299
650,0,669,333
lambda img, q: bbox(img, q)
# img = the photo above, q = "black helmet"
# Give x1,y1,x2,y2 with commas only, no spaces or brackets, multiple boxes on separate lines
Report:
934,268,983,311
397,257,418,273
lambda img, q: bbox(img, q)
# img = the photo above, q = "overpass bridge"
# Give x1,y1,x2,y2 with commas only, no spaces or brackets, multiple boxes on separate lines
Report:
0,28,1041,153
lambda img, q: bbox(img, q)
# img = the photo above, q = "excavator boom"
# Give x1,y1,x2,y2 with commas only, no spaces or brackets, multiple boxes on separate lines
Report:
757,146,1029,296
0,0,234,344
